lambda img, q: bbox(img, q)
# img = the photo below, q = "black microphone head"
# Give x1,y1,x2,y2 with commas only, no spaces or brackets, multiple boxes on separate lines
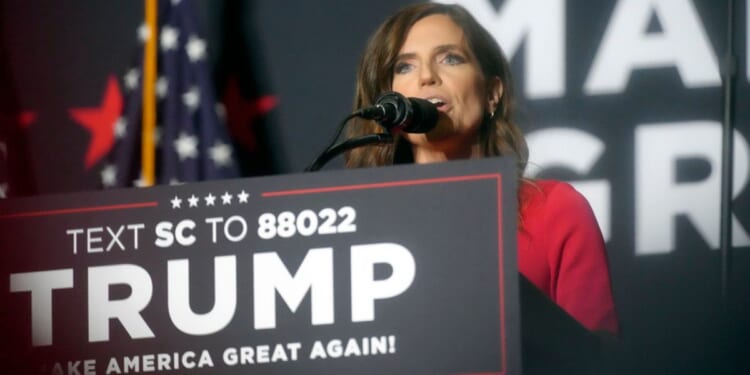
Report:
374,91,438,133
403,96,438,133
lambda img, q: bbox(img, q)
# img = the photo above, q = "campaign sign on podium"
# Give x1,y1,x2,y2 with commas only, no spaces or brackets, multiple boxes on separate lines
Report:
0,158,520,375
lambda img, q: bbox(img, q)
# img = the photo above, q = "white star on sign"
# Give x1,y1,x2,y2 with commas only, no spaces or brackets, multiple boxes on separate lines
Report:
174,132,199,161
209,141,233,167
137,23,151,43
237,190,249,203
160,26,179,51
186,35,207,62
124,68,140,90
114,117,127,139
156,76,169,99
188,194,199,207
101,164,117,187
204,193,216,206
221,192,233,205
171,196,182,209
182,86,200,111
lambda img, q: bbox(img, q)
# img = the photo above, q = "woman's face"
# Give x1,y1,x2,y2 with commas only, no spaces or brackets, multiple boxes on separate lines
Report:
391,14,500,156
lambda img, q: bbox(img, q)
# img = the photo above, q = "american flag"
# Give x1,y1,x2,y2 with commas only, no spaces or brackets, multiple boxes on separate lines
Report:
0,134,7,198
101,0,239,188
0,112,37,199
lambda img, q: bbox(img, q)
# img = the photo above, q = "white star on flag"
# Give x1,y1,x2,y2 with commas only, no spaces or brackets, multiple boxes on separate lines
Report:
237,190,249,203
171,196,183,209
186,35,207,62
133,175,148,187
174,132,199,161
137,23,151,43
153,126,162,146
156,76,169,99
204,193,216,206
221,192,233,205
114,118,127,139
215,103,226,120
124,68,140,91
209,141,233,167
182,86,200,111
188,194,199,207
160,26,180,51
105,0,240,188
101,164,117,187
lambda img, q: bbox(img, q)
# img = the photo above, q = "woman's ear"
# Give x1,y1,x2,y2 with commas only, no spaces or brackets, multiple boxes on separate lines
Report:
487,76,503,111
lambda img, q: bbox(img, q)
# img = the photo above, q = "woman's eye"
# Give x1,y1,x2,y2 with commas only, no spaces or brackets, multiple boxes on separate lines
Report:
442,53,465,65
394,61,414,74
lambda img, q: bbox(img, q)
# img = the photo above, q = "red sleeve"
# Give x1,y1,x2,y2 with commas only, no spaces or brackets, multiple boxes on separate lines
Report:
523,181,619,334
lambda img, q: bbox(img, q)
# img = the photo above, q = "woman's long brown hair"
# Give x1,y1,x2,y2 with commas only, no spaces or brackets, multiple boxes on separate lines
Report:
345,3,528,179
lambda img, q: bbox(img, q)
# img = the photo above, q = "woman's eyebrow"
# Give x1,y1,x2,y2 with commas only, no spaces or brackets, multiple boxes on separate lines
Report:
394,52,417,61
433,44,463,54
395,44,464,60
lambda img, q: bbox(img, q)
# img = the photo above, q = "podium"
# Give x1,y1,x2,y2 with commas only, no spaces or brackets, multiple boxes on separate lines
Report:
520,275,611,374
0,158,608,374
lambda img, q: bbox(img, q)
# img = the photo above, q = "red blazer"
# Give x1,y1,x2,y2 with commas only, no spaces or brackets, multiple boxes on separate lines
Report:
517,179,619,334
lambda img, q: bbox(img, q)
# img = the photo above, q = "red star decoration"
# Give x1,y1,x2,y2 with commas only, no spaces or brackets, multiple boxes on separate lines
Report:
0,111,36,130
69,75,122,169
222,76,277,151
18,111,37,129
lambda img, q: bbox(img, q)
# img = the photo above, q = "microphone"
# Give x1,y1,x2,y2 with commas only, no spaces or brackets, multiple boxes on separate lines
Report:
357,91,438,133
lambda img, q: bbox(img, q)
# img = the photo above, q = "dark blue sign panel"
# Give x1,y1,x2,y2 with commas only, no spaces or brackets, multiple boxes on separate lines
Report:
0,158,520,375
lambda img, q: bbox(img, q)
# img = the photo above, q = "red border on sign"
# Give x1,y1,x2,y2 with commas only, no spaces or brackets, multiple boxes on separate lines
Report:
263,173,508,375
0,201,158,220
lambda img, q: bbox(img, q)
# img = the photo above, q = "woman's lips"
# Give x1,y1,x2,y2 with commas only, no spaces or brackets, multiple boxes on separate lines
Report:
423,96,450,112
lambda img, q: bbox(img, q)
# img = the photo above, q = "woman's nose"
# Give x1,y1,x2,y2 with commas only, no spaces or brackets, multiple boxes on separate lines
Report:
419,64,439,86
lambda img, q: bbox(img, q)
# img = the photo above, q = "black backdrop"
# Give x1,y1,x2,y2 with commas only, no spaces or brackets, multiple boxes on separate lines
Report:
1,0,748,373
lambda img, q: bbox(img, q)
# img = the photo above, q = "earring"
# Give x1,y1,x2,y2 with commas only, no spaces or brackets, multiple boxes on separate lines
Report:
489,111,495,119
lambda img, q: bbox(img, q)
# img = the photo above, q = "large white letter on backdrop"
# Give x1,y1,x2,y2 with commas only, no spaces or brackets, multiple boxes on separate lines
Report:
525,128,611,241
635,122,750,255
436,0,565,99
585,0,720,95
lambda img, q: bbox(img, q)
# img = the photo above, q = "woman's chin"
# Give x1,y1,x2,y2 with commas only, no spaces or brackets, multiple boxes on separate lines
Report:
406,129,453,146
423,119,458,140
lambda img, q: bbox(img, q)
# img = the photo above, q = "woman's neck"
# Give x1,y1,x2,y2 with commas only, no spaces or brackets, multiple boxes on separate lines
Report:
411,142,482,164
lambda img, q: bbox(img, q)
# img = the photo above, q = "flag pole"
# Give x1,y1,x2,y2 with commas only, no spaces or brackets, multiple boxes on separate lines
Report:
719,0,737,310
141,0,158,186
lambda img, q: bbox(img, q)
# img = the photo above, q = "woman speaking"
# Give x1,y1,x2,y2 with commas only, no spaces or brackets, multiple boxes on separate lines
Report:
345,2,618,334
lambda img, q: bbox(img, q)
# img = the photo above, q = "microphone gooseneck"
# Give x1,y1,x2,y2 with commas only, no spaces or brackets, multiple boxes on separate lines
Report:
304,91,438,172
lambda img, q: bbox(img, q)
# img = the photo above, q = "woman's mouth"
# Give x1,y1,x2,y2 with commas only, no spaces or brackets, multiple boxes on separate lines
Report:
426,97,448,111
